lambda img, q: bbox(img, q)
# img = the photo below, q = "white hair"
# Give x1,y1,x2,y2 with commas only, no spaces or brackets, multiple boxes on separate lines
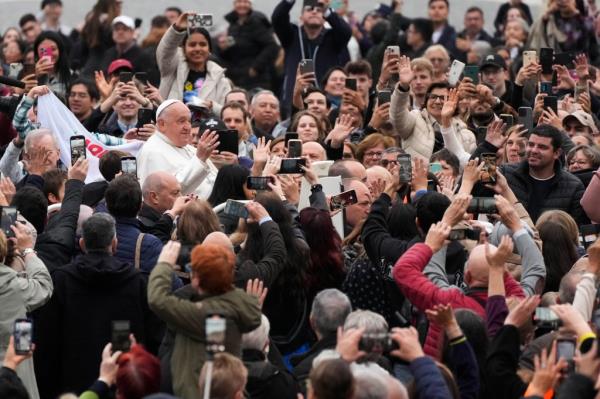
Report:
242,314,270,351
24,128,59,154
425,44,450,61
343,310,388,335
352,365,389,399
250,90,279,108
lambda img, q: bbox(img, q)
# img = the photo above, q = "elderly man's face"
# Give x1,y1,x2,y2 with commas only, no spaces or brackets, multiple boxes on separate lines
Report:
158,103,193,147
152,176,181,213
251,93,280,128
26,134,61,170
302,142,326,162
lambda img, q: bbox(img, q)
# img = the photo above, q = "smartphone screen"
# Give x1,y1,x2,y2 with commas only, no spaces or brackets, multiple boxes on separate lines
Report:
121,157,137,176
499,114,514,128
377,90,391,105
544,96,558,114
111,320,131,352
70,135,86,166
1,206,17,238
216,130,239,155
206,314,226,355
540,81,553,95
540,48,554,75
246,176,273,191
557,339,576,361
223,199,249,218
287,139,302,158
345,78,357,91
279,158,306,174
330,189,358,211
481,153,497,184
13,319,33,355
397,154,412,184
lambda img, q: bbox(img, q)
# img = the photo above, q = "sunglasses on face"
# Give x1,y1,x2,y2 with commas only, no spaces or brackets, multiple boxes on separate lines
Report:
303,5,324,12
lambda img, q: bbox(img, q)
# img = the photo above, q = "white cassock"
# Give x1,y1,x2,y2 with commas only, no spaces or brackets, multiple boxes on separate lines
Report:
137,131,218,198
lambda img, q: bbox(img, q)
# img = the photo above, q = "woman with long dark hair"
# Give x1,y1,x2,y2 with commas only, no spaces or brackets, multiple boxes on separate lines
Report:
238,192,309,354
299,207,345,301
33,31,72,97
207,165,254,234
76,0,121,74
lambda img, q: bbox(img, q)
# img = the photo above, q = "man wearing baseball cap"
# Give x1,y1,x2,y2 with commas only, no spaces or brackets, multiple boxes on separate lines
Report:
563,110,600,138
99,15,157,85
479,53,521,108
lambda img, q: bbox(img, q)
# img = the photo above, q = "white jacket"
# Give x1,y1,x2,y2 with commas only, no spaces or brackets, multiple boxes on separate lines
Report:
137,131,217,198
157,26,232,115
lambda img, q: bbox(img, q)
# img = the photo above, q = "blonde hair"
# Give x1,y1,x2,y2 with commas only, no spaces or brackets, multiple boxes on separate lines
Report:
410,57,434,76
198,353,247,398
425,44,450,61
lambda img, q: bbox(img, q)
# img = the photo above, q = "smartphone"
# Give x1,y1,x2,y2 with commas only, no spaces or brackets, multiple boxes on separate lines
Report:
523,50,537,67
377,90,391,105
540,48,554,75
1,206,18,238
556,338,576,365
447,60,466,87
554,52,576,69
580,224,600,249
119,72,132,83
540,81,553,95
120,156,137,176
330,189,358,211
188,14,213,33
20,63,35,78
299,59,315,76
575,81,589,102
246,176,273,191
8,63,23,79
448,228,481,241
134,72,148,85
480,153,497,184
279,158,306,174
499,114,514,128
518,107,533,133
544,96,558,113
206,314,226,356
70,135,86,165
345,78,357,91
427,179,437,191
216,129,239,155
534,307,562,329
39,47,53,60
111,320,131,352
476,126,487,143
136,108,154,129
386,45,400,56
287,139,302,158
284,132,298,146
37,73,49,85
13,319,33,355
398,154,412,184
429,162,443,174
467,197,497,214
223,199,249,218
463,65,479,84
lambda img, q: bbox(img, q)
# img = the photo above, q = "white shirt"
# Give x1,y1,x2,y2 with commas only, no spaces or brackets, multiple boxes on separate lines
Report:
137,131,217,198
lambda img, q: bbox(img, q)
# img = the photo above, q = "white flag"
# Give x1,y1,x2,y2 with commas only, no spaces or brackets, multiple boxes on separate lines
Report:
37,92,144,183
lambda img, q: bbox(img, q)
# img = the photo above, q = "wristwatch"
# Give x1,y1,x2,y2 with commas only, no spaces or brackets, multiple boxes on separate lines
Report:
311,184,323,193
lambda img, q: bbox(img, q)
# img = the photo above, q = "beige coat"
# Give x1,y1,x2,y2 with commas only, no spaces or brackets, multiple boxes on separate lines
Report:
390,88,476,159
157,26,232,115
526,14,568,52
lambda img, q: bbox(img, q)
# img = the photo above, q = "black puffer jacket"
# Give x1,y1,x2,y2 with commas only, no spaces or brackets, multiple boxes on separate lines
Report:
220,10,280,90
500,161,588,225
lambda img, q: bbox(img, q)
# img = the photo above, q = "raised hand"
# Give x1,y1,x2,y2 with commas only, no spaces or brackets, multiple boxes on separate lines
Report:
441,193,471,227
574,53,590,81
246,201,269,224
527,342,567,397
504,295,540,327
246,279,268,309
68,157,89,182
336,327,367,362
390,327,425,362
196,130,219,162
485,235,514,269
326,114,354,147
440,88,459,127
486,119,508,148
157,240,181,266
397,56,413,89
175,11,195,31
252,137,271,166
553,64,575,90
424,221,451,253
98,343,122,386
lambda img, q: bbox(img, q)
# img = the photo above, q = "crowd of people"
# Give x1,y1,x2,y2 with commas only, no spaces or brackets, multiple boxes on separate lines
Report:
2,0,600,398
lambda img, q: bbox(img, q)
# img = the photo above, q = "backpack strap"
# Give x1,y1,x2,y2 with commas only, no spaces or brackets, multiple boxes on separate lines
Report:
134,233,145,270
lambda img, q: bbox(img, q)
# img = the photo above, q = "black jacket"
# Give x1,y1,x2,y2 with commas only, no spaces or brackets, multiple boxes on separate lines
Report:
291,333,336,386
138,203,175,243
99,43,157,79
500,160,588,225
243,349,299,399
272,0,351,113
484,325,526,399
34,251,152,398
82,180,108,208
220,10,280,90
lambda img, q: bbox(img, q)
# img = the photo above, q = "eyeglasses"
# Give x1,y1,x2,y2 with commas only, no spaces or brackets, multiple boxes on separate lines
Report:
428,94,446,102
380,159,398,167
303,5,324,12
569,159,590,166
364,151,383,158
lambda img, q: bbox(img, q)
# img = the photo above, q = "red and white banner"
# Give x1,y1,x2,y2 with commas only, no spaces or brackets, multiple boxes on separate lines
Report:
37,92,144,183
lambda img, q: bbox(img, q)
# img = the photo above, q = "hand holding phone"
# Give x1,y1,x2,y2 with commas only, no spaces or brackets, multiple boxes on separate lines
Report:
111,320,131,352
70,135,86,166
330,190,358,211
13,319,33,355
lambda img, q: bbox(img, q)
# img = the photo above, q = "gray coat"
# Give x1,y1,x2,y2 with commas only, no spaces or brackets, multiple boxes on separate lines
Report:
0,254,53,399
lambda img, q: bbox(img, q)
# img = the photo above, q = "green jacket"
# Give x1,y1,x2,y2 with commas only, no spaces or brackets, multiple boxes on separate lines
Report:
148,261,261,399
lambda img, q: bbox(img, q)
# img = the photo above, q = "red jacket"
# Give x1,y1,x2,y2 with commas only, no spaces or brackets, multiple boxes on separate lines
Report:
393,243,525,358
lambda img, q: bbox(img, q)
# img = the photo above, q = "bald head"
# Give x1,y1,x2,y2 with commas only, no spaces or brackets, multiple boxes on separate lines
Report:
465,244,495,287
366,166,392,192
302,141,327,162
345,180,372,229
203,232,234,253
141,171,181,213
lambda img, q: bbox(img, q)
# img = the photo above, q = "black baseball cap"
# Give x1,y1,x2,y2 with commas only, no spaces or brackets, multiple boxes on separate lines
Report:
480,54,507,71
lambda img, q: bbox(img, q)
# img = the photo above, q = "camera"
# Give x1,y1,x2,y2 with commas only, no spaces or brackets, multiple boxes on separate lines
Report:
358,332,399,353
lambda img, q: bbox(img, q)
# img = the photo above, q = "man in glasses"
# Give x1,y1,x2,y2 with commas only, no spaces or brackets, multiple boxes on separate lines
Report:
272,0,352,118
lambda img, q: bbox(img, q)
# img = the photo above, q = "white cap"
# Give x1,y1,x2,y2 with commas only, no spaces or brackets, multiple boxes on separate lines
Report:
112,15,135,30
156,99,180,119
